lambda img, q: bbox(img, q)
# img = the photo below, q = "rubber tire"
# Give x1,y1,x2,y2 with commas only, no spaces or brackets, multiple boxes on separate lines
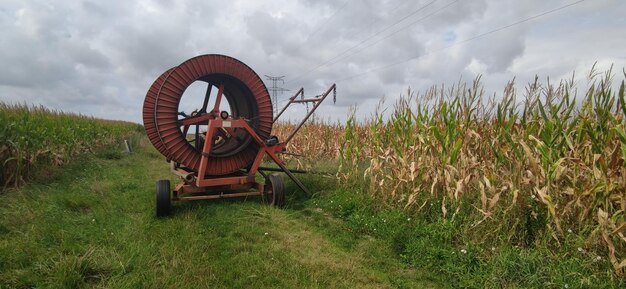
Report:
264,174,285,208
156,180,172,217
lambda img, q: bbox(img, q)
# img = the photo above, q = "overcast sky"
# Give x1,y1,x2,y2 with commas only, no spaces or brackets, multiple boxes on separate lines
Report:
1,0,624,123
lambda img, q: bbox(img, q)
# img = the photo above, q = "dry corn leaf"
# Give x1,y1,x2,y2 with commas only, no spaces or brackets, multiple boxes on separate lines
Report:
520,140,541,173
613,222,626,234
480,181,487,212
489,192,501,212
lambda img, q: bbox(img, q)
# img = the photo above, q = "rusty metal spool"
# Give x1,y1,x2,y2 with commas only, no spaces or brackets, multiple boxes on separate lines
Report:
142,54,273,176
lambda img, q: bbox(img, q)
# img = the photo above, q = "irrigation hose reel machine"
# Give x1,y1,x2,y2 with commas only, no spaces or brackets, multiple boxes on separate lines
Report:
142,54,336,216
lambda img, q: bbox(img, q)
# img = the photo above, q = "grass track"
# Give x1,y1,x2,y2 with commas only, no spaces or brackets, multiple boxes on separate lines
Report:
0,138,438,288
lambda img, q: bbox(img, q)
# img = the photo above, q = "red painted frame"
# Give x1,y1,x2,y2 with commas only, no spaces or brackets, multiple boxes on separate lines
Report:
172,83,336,202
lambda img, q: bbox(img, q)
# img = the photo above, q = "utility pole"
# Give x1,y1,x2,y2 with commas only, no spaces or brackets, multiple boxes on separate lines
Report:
264,75,289,114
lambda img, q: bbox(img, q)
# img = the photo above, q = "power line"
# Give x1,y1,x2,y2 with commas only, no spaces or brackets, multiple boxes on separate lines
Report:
304,0,350,43
290,0,439,84
335,0,586,83
327,0,460,66
325,0,439,64
324,0,412,53
288,0,442,84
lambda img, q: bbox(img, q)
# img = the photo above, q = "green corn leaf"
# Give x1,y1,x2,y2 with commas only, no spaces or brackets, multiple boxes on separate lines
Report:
432,126,445,148
538,100,549,122
450,138,463,164
615,127,626,144
617,79,626,118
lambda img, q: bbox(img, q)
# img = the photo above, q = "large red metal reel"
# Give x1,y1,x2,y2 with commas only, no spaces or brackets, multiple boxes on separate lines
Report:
143,67,174,157
142,55,273,176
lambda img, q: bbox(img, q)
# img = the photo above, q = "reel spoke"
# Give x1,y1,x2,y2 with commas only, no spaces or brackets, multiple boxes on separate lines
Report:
179,113,212,126
200,83,212,113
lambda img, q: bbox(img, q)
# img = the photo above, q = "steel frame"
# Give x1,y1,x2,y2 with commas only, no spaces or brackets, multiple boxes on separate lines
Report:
171,83,337,202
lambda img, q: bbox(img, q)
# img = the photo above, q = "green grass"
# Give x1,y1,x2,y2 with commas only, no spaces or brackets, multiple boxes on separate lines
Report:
310,188,625,288
1,133,621,288
0,137,437,289
3,97,622,288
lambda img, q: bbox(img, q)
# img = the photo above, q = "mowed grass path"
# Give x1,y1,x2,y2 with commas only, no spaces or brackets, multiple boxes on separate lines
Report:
0,138,438,288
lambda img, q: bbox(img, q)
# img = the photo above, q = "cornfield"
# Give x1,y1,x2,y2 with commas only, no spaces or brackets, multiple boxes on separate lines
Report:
273,120,344,167
0,103,142,190
276,66,626,276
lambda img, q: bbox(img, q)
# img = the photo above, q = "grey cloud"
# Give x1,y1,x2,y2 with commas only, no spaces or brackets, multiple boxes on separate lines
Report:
0,0,624,124
245,11,304,57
